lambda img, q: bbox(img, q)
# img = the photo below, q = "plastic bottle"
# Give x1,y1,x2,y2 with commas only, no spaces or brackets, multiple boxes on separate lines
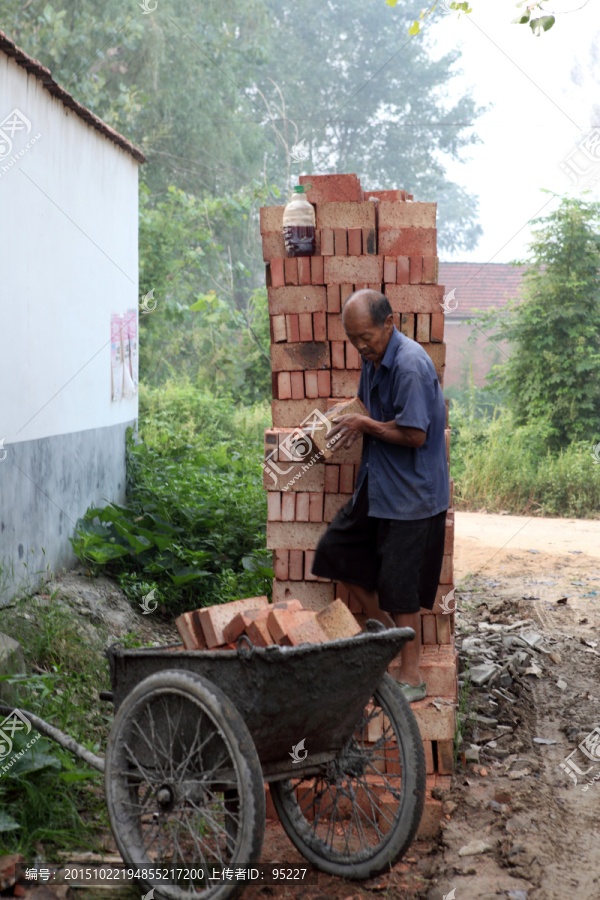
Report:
282,184,315,257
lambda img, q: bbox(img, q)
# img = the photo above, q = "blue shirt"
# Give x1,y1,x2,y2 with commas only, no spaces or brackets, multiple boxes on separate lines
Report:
355,326,449,521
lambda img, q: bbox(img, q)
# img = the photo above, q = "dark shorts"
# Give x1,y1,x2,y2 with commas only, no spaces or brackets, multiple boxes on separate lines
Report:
311,477,447,614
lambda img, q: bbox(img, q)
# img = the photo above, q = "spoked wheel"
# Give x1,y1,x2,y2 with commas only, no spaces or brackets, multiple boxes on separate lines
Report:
105,670,265,900
270,674,426,879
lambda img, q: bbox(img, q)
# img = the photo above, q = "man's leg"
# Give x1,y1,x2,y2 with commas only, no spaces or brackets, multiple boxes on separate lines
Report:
392,611,422,687
343,583,395,628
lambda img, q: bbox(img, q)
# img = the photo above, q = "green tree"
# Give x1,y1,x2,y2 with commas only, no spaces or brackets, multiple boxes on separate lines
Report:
481,196,600,448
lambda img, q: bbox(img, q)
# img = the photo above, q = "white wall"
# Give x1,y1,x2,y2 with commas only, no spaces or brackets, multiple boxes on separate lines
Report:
0,52,139,445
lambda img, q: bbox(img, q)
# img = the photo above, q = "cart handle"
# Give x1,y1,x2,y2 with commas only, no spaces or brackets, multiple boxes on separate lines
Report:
236,633,255,659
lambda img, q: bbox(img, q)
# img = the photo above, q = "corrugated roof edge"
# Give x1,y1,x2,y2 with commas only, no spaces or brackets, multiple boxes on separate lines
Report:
0,28,145,164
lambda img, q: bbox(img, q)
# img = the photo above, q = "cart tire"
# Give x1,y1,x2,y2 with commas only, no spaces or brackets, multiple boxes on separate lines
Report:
105,670,265,900
270,673,426,879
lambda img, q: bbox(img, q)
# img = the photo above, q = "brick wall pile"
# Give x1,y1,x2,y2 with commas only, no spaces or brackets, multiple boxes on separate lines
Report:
261,173,457,834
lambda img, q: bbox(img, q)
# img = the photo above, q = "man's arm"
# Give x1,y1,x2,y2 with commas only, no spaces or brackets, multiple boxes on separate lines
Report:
327,414,426,450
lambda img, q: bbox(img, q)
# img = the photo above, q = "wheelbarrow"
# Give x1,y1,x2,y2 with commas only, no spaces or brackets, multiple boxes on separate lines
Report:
101,620,426,900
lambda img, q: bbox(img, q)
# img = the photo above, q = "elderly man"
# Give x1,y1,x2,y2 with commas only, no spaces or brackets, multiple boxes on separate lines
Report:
311,289,449,702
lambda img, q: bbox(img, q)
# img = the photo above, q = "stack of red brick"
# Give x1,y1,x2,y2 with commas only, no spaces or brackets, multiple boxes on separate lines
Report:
261,173,457,833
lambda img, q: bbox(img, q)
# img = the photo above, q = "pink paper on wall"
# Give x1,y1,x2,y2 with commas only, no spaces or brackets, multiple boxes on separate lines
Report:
126,308,139,389
111,313,124,402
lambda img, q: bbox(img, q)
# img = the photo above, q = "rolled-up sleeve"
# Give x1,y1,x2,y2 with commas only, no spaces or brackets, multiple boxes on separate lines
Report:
392,364,435,432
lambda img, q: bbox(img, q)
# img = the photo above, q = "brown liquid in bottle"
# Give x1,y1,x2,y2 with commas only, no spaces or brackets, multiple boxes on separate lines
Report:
283,224,316,257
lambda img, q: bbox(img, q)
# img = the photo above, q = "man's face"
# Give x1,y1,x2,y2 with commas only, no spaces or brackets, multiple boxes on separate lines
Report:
342,305,394,366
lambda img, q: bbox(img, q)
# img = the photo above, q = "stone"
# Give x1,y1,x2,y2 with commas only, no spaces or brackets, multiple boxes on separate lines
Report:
0,854,25,891
458,839,493,856
469,664,499,686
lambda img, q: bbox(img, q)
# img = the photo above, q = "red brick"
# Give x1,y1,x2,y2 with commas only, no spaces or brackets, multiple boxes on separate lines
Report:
199,596,269,648
379,228,437,257
436,740,454,774
271,400,328,430
316,201,376,230
437,613,452,644
440,554,453,584
277,371,292,400
298,313,313,342
396,256,410,285
317,369,331,397
297,257,311,286
285,314,300,343
420,649,456,695
364,189,405,202
265,427,278,459
362,227,377,255
445,427,451,464
271,314,287,343
339,463,354,493
272,580,335,609
288,549,304,580
267,492,282,521
409,256,423,285
284,257,298,286
327,313,346,341
304,370,319,398
304,549,317,581
223,608,270,644
324,492,351,522
415,798,444,839
422,256,439,284
430,312,444,343
424,739,434,774
422,614,437,645
422,343,446,382
345,342,361,369
270,259,285,288
312,311,326,341
246,617,274,647
290,371,305,400
332,369,361,397
384,284,445,314
325,466,340,493
175,611,207,650
260,206,285,234
309,492,324,522
368,283,382,292
274,548,289,580
449,477,454,506
268,608,316,644
268,285,327,315
299,173,361,203
400,313,414,339
378,201,436,229
383,256,397,283
270,342,330,372
331,341,345,369
347,227,362,255
311,255,324,284
340,284,354,306
281,491,296,522
324,256,383,284
411,699,456,741
416,313,430,343
334,228,348,256
287,616,330,645
321,228,334,255
261,232,287,260
316,598,361,639
295,492,310,521
327,284,340,313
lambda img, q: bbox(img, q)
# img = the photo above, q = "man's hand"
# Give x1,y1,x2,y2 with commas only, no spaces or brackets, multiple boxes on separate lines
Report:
326,414,368,450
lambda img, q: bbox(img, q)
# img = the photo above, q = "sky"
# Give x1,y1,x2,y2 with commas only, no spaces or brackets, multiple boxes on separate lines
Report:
425,0,600,263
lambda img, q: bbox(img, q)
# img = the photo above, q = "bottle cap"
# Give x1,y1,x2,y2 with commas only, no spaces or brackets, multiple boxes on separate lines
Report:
293,184,312,193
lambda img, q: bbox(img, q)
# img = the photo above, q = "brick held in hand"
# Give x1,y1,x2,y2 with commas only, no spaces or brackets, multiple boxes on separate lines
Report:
198,596,270,648
174,610,207,650
316,598,362,640
267,608,317,644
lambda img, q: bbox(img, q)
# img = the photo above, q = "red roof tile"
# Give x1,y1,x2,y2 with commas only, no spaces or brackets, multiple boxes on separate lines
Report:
438,262,527,317
0,29,144,164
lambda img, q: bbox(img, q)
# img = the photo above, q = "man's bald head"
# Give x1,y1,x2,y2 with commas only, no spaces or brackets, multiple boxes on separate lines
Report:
341,289,394,367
